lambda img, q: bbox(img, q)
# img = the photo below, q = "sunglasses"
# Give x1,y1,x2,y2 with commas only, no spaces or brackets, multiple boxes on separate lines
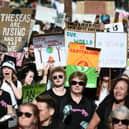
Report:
71,80,85,86
112,118,129,125
52,75,64,80
17,111,33,118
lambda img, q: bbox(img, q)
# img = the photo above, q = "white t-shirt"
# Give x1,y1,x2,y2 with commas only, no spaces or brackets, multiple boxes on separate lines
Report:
1,80,22,109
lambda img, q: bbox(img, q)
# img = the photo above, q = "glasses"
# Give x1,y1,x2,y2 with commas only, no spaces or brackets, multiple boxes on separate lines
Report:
17,111,33,118
71,80,85,86
112,118,129,125
52,75,64,80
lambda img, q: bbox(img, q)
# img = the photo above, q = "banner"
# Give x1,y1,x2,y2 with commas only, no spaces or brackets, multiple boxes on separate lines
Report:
33,34,66,70
0,8,33,52
65,65,98,88
67,42,100,67
96,32,127,68
22,83,46,103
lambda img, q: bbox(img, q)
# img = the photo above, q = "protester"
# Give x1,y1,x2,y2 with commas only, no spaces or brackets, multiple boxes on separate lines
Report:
0,88,14,129
60,71,96,129
39,66,69,118
21,69,35,86
86,78,129,129
108,105,129,129
14,103,40,129
1,60,22,109
95,75,110,106
36,94,63,129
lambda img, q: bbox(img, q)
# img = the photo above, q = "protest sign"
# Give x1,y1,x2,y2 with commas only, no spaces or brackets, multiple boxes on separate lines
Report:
67,42,100,67
76,1,115,15
5,52,24,66
104,23,124,32
0,8,33,52
35,5,57,23
96,32,127,68
33,34,66,70
65,65,98,88
22,83,46,103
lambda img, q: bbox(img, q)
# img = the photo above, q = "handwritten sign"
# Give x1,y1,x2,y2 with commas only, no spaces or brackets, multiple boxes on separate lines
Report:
22,84,46,103
96,32,127,68
0,8,32,52
67,42,100,67
104,23,124,32
33,34,66,70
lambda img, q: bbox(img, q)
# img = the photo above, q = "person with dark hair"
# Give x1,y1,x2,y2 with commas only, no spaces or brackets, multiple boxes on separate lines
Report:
60,71,96,129
87,78,129,129
36,94,63,129
14,103,40,129
0,88,14,129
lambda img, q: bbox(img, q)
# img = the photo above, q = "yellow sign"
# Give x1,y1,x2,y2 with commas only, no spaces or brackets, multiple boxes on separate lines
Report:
67,42,100,67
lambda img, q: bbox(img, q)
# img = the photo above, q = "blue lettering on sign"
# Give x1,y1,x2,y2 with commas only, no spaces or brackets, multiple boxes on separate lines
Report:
67,32,76,37
74,39,93,45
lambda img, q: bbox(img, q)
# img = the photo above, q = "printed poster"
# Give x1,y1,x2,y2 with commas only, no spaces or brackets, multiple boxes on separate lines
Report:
67,42,100,67
65,65,98,88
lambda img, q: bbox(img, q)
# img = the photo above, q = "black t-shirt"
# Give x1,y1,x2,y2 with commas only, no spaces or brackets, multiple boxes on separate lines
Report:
60,94,96,129
40,119,64,129
39,88,69,119
0,90,12,129
96,95,112,129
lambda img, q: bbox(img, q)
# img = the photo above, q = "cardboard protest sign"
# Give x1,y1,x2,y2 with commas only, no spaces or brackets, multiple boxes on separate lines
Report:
65,65,98,88
0,8,33,52
96,32,127,68
33,34,66,70
76,1,115,15
22,83,46,103
67,42,100,67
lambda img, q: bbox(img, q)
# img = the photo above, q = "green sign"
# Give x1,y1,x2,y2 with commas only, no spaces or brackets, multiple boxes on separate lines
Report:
65,65,98,88
22,83,46,103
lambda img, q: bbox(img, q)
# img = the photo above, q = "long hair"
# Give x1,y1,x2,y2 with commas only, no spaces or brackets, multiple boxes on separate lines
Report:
105,78,129,108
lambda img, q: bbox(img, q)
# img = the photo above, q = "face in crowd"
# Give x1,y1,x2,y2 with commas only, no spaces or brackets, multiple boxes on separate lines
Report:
24,70,35,85
69,71,87,95
110,106,129,129
28,44,34,58
2,67,13,79
36,95,56,126
17,103,39,129
51,67,65,87
112,78,129,103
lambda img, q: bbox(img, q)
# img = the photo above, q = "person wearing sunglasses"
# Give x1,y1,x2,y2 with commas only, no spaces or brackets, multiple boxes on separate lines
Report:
87,78,129,129
60,71,96,129
108,106,129,129
14,103,40,129
38,66,69,119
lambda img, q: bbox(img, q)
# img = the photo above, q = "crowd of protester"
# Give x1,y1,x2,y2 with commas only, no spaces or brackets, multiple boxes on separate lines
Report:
0,0,129,129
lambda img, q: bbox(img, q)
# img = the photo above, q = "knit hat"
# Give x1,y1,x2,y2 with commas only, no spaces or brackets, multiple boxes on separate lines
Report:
2,61,16,72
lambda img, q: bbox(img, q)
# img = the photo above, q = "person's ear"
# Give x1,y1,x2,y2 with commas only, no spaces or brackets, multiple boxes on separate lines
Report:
49,108,55,116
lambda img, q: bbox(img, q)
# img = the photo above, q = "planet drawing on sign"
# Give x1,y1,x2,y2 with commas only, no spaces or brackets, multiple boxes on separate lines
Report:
46,47,53,53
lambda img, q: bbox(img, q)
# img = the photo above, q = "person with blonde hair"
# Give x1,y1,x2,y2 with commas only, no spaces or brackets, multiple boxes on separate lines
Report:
108,106,129,129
